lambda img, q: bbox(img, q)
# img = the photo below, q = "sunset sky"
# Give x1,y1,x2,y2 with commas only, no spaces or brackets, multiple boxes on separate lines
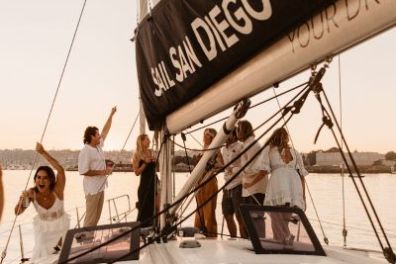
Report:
0,1,395,154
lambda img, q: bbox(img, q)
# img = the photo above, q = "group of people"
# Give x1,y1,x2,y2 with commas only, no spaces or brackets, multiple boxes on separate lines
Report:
194,120,308,243
0,111,307,262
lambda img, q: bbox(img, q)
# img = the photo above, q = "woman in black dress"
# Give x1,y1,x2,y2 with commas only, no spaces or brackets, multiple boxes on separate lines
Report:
132,134,157,227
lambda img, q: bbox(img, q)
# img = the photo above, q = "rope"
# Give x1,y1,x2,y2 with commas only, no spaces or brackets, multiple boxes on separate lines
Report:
118,112,139,159
184,82,308,135
314,84,396,264
0,1,88,263
188,133,203,147
306,183,329,244
338,55,348,247
170,137,225,152
174,82,310,152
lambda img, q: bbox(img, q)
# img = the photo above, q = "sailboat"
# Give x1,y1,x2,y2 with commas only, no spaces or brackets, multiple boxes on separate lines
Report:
56,1,396,263
2,0,395,263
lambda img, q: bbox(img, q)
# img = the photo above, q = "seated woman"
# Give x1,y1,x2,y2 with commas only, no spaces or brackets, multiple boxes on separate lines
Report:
15,143,69,261
263,127,308,244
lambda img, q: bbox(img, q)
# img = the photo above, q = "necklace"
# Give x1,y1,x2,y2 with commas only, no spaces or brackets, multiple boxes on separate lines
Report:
40,193,51,201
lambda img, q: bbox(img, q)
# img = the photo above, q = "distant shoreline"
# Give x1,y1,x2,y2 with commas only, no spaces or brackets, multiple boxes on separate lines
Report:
306,165,395,174
62,165,396,174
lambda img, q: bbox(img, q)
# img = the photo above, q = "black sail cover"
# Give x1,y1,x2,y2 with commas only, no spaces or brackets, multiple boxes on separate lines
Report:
136,0,336,130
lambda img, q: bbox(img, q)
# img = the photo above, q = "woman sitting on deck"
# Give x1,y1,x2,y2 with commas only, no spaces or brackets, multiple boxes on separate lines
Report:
15,143,69,261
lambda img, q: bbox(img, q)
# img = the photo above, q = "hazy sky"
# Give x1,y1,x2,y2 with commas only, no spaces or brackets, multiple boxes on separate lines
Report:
0,1,395,154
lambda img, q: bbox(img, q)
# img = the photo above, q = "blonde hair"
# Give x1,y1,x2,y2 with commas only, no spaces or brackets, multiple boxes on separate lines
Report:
268,127,289,153
134,134,149,161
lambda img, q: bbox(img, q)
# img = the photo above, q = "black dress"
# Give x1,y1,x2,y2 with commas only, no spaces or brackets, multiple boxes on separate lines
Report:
136,160,156,227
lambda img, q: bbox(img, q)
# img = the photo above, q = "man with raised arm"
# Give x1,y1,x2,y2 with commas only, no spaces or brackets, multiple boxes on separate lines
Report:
78,106,116,227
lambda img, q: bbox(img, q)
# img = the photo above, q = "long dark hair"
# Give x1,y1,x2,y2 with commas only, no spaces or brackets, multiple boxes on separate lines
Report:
237,120,254,141
83,126,98,144
33,166,56,191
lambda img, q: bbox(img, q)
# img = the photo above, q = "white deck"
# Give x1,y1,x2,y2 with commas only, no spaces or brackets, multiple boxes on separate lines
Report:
134,238,386,264
29,236,388,264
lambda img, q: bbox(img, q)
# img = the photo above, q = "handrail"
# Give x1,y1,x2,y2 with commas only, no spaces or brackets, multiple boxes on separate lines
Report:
106,194,132,224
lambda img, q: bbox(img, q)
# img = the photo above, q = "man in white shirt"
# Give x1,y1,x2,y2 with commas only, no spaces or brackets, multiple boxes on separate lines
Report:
236,120,267,204
221,130,247,238
78,107,116,227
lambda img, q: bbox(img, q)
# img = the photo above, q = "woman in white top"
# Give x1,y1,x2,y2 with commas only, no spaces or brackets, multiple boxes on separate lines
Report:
262,127,308,243
15,143,69,262
236,120,267,205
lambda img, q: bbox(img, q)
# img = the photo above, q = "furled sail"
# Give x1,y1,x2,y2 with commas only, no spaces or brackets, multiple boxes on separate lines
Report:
135,0,396,133
135,0,337,130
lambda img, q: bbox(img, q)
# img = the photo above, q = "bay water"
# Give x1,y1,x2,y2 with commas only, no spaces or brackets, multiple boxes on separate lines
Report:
0,171,395,263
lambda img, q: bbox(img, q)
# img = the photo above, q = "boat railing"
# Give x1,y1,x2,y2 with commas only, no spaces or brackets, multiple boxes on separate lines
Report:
106,194,135,224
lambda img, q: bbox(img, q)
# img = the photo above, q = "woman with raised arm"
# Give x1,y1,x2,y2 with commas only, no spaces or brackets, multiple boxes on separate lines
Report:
15,143,69,261
132,134,158,227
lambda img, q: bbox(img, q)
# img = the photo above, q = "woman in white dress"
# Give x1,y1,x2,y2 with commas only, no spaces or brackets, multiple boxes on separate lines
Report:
262,127,308,244
15,143,69,262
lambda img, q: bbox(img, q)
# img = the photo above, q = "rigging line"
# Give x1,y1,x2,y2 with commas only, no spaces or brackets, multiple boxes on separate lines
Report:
61,88,312,263
253,84,309,133
338,55,348,247
320,90,395,254
118,111,140,156
170,137,224,152
315,90,396,262
172,85,310,153
309,218,396,237
188,133,203,147
184,82,309,135
305,183,328,244
109,113,296,264
0,1,88,263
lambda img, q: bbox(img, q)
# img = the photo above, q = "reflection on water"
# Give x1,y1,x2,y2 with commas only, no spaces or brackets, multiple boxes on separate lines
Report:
0,171,395,262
